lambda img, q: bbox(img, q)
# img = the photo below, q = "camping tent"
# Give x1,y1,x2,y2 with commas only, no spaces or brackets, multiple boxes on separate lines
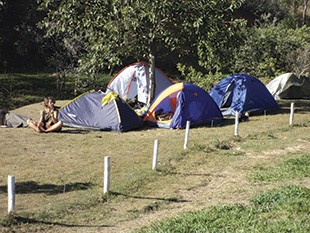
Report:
106,62,173,104
144,82,223,129
0,109,29,128
210,74,279,116
59,91,142,132
266,73,310,100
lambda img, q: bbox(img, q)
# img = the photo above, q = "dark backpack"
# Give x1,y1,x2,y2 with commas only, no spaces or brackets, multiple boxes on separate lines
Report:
0,109,8,125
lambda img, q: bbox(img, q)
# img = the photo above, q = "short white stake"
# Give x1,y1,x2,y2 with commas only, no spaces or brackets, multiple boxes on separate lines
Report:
234,112,239,136
152,140,159,170
8,175,15,214
289,102,294,127
103,156,110,194
184,121,190,149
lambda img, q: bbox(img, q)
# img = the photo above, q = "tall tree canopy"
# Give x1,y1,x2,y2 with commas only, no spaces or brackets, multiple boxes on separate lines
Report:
39,0,245,75
0,0,47,72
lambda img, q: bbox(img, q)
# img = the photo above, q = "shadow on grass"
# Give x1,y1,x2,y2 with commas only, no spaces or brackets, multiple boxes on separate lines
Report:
0,181,93,195
162,171,226,178
110,191,190,203
278,99,310,114
3,214,113,228
60,128,91,134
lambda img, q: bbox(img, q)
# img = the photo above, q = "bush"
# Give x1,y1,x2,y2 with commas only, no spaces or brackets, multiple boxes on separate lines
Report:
176,63,224,91
232,24,310,78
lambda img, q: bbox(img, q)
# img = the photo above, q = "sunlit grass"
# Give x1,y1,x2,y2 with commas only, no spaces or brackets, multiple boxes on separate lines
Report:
138,185,310,233
249,153,310,183
0,74,309,232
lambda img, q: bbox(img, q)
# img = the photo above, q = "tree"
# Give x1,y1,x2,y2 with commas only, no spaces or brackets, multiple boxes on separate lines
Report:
241,0,309,27
232,24,310,78
303,0,308,25
39,0,245,72
0,0,49,73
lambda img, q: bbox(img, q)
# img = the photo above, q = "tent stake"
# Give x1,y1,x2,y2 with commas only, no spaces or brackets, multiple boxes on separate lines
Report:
103,156,110,194
184,121,190,149
8,175,15,214
289,102,295,127
152,140,159,170
234,112,239,137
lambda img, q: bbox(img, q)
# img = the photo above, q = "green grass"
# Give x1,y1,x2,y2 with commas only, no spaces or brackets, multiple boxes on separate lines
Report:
138,185,310,233
137,140,310,233
0,74,309,232
249,153,310,183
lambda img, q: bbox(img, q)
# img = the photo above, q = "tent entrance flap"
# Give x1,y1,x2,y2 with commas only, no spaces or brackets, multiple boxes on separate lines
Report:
221,81,235,108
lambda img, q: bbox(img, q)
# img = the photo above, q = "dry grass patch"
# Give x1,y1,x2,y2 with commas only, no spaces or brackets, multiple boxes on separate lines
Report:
0,100,309,232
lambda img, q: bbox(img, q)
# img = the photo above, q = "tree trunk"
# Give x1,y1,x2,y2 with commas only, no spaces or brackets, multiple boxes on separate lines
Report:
302,0,308,25
148,54,156,107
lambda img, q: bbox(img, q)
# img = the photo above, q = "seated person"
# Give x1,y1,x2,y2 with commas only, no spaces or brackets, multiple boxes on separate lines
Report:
27,96,63,133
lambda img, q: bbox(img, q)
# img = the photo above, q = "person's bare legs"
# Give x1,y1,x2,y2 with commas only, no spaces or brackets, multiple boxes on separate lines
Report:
44,121,63,133
27,119,45,133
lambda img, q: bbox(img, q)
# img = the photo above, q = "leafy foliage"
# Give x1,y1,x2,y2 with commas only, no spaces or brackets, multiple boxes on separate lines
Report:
232,24,310,78
38,0,246,76
0,0,48,73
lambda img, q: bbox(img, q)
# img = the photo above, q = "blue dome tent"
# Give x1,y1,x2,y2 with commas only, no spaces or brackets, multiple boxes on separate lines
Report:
210,74,279,116
144,83,223,129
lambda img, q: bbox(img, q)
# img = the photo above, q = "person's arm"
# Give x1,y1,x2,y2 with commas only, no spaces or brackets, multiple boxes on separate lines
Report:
37,110,44,127
52,109,59,123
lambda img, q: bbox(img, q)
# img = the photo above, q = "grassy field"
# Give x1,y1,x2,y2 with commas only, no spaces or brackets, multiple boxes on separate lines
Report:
0,74,309,233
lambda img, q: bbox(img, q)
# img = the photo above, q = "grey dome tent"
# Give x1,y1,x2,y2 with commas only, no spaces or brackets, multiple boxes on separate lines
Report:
266,73,310,100
59,91,143,132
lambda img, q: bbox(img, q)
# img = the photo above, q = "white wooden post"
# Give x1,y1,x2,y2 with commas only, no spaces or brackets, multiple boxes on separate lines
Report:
103,156,110,194
8,175,15,214
234,112,239,136
289,102,294,127
184,121,190,149
152,140,159,170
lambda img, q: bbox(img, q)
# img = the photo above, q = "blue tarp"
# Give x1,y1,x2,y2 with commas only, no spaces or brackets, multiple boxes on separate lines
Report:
210,74,279,116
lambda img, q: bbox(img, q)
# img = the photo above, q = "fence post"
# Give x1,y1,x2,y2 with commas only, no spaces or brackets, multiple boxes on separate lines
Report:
103,156,110,194
289,102,294,127
184,121,190,149
152,140,159,170
234,112,239,136
8,175,15,214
